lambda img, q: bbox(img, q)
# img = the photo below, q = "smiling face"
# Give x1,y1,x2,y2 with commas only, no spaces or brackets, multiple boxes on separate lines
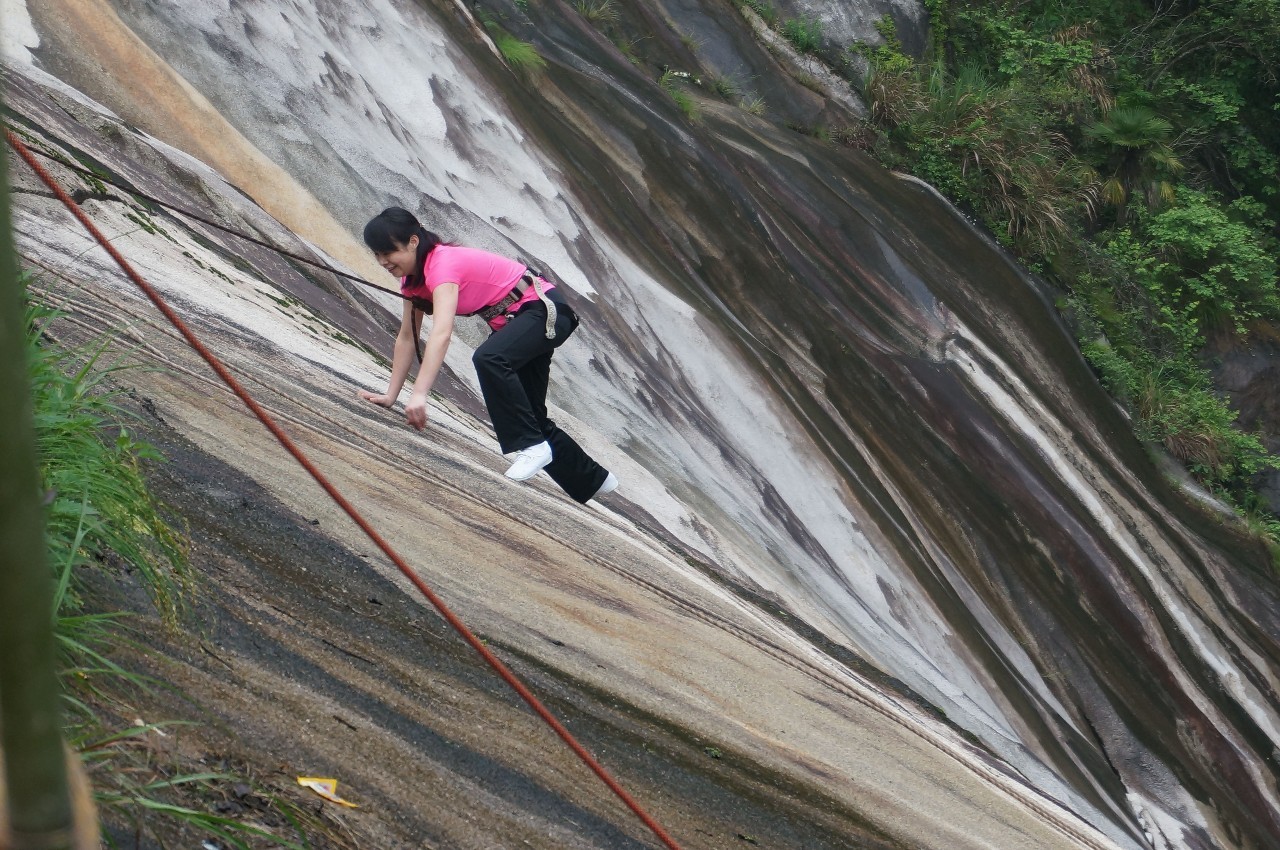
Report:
373,234,419,278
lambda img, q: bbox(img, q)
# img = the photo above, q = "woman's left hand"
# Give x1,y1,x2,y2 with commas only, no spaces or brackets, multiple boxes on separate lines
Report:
404,395,429,430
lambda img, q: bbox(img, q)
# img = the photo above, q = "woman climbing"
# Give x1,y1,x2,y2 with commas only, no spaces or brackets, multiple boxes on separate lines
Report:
357,207,618,503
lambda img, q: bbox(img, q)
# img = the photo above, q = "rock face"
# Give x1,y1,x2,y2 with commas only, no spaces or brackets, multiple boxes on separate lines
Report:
777,0,931,56
1209,333,1280,511
7,1,1280,849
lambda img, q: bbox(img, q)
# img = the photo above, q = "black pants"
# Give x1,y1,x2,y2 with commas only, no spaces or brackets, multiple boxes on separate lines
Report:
472,289,610,503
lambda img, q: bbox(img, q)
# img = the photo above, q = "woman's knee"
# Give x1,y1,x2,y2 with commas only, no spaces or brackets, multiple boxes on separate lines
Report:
472,345,506,375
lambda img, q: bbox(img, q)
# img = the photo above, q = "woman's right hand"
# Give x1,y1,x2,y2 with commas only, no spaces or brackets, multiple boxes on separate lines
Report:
358,389,396,408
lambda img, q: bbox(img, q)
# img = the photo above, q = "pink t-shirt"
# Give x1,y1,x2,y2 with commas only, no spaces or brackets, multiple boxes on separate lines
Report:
401,245,552,330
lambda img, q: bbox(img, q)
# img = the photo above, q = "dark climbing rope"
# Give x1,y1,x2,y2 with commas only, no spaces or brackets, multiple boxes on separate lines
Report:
11,131,410,302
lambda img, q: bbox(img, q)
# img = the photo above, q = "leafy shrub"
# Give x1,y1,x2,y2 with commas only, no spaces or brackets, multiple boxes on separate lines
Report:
1143,191,1280,335
1069,211,1280,493
853,0,1280,534
781,17,823,55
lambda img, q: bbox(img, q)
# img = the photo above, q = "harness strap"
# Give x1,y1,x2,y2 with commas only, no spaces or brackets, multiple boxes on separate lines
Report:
475,277,530,323
476,272,557,339
410,296,431,364
531,275,558,340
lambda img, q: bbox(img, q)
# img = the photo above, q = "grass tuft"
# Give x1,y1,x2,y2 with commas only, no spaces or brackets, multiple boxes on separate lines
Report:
574,0,619,26
740,95,767,116
659,70,702,122
680,31,703,53
29,297,191,625
710,75,741,101
477,11,546,74
496,33,547,72
612,33,647,65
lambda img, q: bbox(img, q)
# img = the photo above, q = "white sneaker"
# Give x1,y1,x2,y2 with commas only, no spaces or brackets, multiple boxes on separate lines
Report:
592,471,619,500
504,441,552,480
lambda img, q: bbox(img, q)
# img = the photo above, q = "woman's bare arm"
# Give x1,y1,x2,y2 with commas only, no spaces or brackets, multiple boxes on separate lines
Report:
403,283,458,430
358,298,423,407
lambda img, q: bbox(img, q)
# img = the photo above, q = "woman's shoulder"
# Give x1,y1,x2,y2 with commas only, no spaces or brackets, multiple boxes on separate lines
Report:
435,243,507,261
429,244,517,274
424,244,479,285
428,243,482,266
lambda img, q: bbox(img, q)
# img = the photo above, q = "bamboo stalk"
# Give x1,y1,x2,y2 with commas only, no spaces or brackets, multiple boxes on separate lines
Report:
0,96,74,848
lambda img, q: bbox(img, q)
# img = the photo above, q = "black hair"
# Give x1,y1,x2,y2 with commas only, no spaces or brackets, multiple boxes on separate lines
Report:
363,207,441,291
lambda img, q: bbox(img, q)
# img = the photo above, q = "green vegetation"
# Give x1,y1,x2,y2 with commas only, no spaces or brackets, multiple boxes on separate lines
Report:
708,73,769,117
734,2,828,60
780,16,824,55
124,209,177,243
30,301,190,624
680,30,704,53
574,0,619,27
793,70,825,94
479,12,546,73
660,69,702,121
740,94,767,117
495,32,547,72
738,0,778,27
854,1,1280,531
25,283,317,846
182,250,238,285
710,74,740,100
1085,105,1183,217
612,33,647,65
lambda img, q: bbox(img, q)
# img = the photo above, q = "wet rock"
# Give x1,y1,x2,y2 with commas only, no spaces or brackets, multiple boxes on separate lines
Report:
1209,332,1280,511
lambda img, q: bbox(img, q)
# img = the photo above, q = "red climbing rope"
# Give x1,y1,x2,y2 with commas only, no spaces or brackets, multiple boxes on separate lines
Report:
7,129,684,850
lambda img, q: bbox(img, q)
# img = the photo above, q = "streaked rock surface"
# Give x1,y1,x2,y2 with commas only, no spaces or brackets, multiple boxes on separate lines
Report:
6,0,1280,848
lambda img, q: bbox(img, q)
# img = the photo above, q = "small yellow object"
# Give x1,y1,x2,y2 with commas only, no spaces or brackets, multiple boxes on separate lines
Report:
296,776,359,808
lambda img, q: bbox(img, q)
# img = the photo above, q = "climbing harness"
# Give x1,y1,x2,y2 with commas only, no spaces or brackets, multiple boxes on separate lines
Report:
475,270,558,339
475,273,533,323
7,128,683,850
